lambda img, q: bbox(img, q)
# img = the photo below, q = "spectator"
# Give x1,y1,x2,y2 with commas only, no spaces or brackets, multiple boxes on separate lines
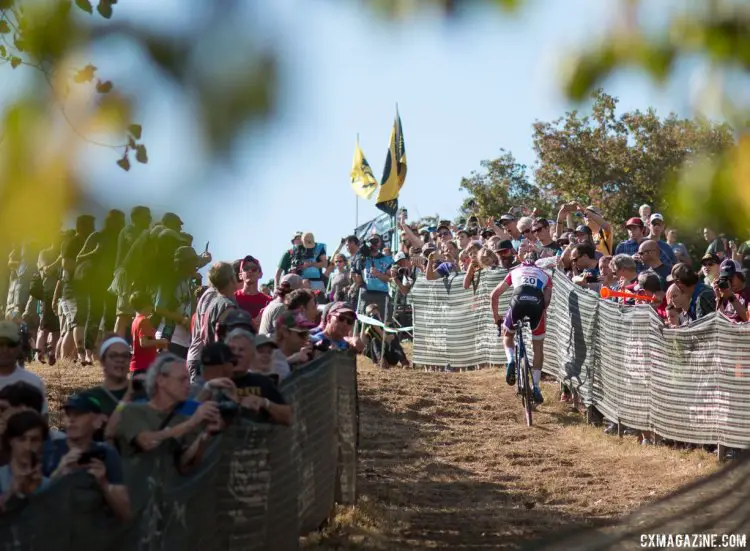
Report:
492,240,515,270
0,322,48,415
646,214,677,268
700,253,721,286
293,232,327,292
580,204,613,257
113,354,220,471
362,303,409,368
186,261,239,381
609,254,638,296
426,248,457,281
311,302,365,354
666,228,692,266
154,246,203,359
60,214,97,364
569,243,600,289
703,227,728,260
112,206,152,338
273,312,316,374
353,234,393,319
5,244,38,326
251,335,280,378
635,272,667,317
234,255,272,324
531,218,562,257
30,247,60,365
45,395,131,521
615,217,648,259
599,255,614,287
274,232,303,289
286,289,318,324
665,284,690,327
201,342,291,425
76,209,126,363
130,291,168,375
84,337,139,421
714,259,749,323
635,239,671,282
257,273,303,336
639,204,651,226
498,214,521,250
671,263,716,321
0,411,49,509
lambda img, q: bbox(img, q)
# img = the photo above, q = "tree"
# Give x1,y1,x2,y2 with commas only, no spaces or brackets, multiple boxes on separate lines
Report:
459,150,551,219
531,90,735,230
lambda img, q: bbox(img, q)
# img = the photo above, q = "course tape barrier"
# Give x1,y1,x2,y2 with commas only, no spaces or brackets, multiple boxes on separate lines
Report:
0,350,358,551
410,269,750,449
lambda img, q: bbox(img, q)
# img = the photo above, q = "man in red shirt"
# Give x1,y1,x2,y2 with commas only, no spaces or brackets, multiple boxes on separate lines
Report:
234,255,272,326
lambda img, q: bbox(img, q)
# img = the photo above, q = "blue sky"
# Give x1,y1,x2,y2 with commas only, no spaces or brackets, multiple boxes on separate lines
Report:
1,0,715,277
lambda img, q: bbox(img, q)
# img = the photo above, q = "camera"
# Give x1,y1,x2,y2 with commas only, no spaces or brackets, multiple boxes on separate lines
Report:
717,277,730,290
131,378,145,394
78,448,107,465
313,339,331,353
217,400,240,420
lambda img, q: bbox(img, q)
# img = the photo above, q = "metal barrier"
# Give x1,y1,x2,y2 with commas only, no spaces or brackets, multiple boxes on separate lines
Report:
0,350,358,551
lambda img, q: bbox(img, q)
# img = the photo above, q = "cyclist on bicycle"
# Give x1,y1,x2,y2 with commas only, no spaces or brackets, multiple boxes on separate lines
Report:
490,249,552,404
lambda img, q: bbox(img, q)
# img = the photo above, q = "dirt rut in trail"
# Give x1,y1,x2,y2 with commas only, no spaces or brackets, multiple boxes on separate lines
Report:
304,362,717,550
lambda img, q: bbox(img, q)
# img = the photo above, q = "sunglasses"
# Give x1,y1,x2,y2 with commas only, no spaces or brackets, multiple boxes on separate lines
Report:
337,315,355,325
702,261,716,267
531,227,543,234
243,265,259,272
335,259,345,264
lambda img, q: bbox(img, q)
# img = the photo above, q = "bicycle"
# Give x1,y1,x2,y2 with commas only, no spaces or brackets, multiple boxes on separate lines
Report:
514,319,535,426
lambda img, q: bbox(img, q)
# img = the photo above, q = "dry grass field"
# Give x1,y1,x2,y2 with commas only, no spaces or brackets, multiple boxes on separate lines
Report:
28,355,718,550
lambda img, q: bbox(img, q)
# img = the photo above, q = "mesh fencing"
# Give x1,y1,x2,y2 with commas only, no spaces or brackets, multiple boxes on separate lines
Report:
410,270,750,449
0,350,358,551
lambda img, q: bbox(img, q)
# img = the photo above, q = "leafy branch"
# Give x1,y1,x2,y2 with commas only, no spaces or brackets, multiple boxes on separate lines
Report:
0,0,147,170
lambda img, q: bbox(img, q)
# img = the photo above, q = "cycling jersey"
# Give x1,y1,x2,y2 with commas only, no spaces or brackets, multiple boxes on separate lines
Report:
502,263,552,339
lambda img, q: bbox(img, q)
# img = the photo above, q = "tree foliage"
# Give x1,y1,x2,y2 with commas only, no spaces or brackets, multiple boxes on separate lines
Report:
532,90,735,226
459,150,550,219
460,90,735,233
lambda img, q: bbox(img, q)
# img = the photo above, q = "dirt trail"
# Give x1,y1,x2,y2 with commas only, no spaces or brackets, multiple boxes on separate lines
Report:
305,361,716,550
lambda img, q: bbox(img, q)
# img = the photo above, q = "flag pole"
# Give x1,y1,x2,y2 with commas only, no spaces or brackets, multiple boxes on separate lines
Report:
355,133,360,230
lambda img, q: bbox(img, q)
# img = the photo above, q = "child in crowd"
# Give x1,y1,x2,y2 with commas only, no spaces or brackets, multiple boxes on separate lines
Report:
129,292,168,374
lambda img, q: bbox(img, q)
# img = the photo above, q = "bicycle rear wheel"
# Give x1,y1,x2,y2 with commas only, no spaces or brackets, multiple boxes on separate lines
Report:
521,356,533,427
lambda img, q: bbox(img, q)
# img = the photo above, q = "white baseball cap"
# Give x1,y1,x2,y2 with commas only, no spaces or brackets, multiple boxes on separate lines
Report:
649,213,664,224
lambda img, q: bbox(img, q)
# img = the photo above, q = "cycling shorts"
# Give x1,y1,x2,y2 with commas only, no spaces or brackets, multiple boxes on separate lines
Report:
503,286,546,340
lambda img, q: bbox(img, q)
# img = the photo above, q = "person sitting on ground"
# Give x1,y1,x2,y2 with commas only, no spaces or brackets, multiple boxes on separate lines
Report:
44,395,131,521
0,410,50,510
362,303,409,368
112,353,221,471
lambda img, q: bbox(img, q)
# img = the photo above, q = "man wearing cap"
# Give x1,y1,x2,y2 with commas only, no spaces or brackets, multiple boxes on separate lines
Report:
234,255,272,323
578,204,613,257
274,232,303,289
274,311,316,373
615,217,648,260
153,246,204,359
352,234,393,320
257,273,303,336
294,232,327,291
498,214,522,250
45,394,131,521
200,342,291,425
311,302,364,354
0,321,48,414
161,212,184,232
646,213,677,268
714,259,749,323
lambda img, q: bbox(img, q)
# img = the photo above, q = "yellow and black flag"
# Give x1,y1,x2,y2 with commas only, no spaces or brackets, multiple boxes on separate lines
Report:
375,107,407,216
350,136,378,200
